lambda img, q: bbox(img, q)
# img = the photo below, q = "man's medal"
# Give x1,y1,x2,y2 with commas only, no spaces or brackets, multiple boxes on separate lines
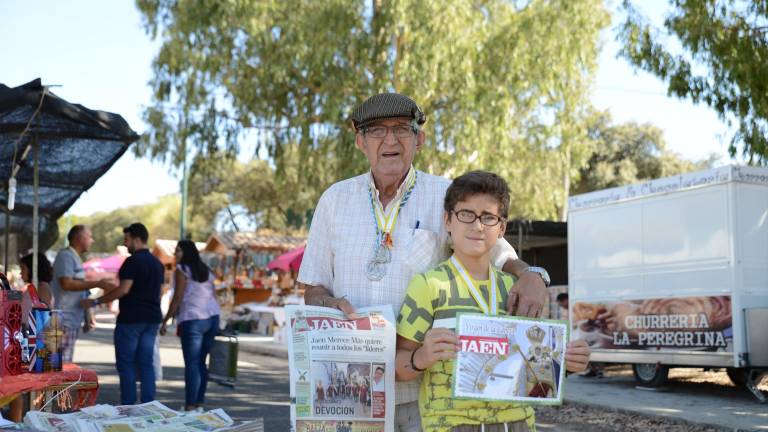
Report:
365,169,417,281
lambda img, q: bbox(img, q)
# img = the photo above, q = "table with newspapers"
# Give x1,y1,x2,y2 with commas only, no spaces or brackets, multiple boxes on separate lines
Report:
19,401,263,432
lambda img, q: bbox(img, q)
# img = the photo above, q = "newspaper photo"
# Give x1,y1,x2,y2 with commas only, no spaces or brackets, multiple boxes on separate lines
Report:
287,305,396,432
453,314,568,405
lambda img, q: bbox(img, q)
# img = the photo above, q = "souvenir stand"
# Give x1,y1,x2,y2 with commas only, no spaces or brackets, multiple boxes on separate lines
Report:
0,79,138,423
202,232,305,341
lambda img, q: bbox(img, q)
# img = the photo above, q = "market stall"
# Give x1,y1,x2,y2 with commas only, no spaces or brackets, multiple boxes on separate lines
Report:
203,231,305,306
0,78,138,424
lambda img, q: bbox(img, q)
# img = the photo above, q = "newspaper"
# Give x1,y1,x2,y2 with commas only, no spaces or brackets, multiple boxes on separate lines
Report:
453,314,569,405
286,305,396,432
23,401,235,432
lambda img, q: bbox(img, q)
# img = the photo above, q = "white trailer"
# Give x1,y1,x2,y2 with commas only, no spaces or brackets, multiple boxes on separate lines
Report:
567,165,768,401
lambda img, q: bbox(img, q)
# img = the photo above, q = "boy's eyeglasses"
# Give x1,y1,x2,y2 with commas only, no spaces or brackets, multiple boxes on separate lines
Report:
451,209,504,227
362,125,416,139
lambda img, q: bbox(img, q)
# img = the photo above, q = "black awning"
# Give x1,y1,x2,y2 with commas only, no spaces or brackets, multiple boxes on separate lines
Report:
0,78,139,251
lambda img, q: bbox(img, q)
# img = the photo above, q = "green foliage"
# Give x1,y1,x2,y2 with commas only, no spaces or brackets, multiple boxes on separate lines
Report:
188,145,331,231
618,0,768,164
58,195,211,253
136,0,610,220
572,111,718,194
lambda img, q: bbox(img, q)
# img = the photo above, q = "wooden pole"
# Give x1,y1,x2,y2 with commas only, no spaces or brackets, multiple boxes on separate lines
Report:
32,136,39,288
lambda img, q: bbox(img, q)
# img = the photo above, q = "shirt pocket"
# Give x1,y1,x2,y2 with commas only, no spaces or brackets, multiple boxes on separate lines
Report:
404,228,441,274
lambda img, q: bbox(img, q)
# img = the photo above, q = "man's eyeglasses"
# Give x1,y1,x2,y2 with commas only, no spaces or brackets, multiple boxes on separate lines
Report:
451,209,504,227
362,125,416,139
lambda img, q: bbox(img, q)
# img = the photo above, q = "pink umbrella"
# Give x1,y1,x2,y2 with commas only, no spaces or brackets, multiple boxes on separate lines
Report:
83,253,127,273
266,246,305,272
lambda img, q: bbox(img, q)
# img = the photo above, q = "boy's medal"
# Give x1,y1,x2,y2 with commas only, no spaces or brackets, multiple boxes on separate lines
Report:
450,256,498,315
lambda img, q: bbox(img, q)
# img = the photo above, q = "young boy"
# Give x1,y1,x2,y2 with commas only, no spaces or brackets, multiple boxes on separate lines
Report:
396,171,588,432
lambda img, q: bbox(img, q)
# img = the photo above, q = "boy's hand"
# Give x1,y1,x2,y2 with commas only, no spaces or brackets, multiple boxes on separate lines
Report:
565,339,590,372
414,328,459,370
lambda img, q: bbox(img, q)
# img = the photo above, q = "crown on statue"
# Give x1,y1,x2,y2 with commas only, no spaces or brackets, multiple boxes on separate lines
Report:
526,325,545,344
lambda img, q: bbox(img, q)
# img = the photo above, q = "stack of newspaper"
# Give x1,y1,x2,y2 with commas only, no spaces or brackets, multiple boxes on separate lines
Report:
22,401,263,432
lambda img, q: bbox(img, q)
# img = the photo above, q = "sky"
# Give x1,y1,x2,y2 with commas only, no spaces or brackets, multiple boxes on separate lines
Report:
0,1,737,217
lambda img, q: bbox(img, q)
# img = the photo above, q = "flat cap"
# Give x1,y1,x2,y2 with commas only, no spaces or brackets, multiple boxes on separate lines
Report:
350,93,426,130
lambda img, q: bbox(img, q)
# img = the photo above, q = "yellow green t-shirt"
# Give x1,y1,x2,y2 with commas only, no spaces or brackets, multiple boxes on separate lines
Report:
397,259,536,432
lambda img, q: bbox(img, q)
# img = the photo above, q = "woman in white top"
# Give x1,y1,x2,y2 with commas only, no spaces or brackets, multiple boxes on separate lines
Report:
160,240,220,412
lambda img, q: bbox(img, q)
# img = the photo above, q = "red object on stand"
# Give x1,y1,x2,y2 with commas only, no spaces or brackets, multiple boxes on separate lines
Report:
0,288,23,377
0,363,99,401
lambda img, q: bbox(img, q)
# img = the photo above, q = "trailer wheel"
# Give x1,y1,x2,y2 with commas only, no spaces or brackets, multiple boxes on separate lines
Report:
727,368,766,387
727,368,749,387
632,363,669,386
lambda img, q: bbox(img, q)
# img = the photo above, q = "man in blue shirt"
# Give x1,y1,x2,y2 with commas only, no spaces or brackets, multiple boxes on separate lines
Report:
82,223,163,404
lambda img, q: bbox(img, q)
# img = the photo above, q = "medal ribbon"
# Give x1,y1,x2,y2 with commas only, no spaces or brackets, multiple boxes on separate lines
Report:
368,168,417,248
450,256,498,315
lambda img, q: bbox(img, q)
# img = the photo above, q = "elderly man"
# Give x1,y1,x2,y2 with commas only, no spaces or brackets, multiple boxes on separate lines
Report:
298,93,552,431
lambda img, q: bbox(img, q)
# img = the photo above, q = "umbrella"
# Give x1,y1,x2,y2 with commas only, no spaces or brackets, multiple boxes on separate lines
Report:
83,253,127,274
266,246,305,272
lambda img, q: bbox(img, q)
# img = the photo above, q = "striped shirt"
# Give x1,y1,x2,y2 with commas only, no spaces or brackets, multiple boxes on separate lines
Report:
397,260,535,431
298,167,519,404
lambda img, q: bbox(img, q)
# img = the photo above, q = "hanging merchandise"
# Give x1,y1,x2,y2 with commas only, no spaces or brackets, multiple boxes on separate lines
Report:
0,273,23,376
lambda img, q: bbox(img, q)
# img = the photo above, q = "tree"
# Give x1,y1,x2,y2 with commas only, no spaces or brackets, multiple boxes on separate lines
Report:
136,0,610,220
187,145,333,231
58,195,212,252
571,111,718,194
618,0,768,164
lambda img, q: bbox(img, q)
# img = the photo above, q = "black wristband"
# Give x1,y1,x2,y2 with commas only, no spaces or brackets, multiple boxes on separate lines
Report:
410,347,426,372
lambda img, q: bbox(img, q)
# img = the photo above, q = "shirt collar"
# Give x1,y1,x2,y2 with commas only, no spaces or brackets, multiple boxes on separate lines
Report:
367,165,415,212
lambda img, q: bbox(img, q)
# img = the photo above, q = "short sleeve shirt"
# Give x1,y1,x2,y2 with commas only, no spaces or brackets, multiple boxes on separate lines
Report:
117,249,164,324
51,248,87,329
397,259,535,432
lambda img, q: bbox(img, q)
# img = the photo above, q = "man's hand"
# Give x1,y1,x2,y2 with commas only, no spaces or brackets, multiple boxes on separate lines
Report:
565,339,591,373
79,298,95,309
323,296,358,319
97,279,117,291
413,328,459,371
507,272,546,317
304,284,358,318
159,322,168,336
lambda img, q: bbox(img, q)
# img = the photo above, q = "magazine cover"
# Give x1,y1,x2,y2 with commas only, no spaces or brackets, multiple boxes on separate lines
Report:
453,314,568,405
287,305,396,432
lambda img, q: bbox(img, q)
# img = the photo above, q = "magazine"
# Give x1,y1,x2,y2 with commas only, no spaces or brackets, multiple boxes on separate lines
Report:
453,314,568,404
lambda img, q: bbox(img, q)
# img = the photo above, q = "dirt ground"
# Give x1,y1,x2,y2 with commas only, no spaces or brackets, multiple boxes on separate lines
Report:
535,365,767,432
536,402,727,432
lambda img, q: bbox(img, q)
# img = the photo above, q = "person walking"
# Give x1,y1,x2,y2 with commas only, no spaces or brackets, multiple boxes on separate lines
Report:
82,223,163,404
159,239,221,412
